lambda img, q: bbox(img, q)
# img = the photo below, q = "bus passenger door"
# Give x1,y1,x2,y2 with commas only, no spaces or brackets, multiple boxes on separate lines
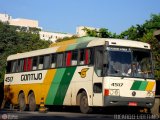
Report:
92,46,104,106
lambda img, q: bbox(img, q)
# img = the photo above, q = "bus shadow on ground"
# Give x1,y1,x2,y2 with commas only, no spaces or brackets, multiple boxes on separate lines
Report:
0,106,152,120
47,106,149,115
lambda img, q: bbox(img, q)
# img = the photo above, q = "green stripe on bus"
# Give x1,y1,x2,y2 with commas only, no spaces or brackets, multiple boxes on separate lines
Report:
130,81,148,91
45,68,66,105
67,44,77,51
76,37,96,43
66,37,95,50
53,66,77,105
76,42,91,49
130,81,142,90
138,81,148,90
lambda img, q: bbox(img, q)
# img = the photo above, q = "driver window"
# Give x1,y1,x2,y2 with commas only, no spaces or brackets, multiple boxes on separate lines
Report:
95,46,103,76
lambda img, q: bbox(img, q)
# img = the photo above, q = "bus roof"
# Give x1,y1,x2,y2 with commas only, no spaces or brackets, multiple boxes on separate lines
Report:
7,37,150,61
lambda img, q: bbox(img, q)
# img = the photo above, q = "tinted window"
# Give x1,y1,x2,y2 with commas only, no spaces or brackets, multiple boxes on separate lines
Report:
11,60,17,73
95,47,103,76
18,59,24,72
79,49,85,65
32,57,38,70
89,48,94,65
38,56,44,70
71,50,78,66
44,55,50,69
57,53,64,67
51,54,56,68
6,61,12,73
93,83,102,93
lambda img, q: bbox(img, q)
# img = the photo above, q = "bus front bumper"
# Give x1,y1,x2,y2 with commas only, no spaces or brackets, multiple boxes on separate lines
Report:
104,96,155,108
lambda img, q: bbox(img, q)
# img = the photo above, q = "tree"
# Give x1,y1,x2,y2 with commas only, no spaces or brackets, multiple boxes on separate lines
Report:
82,27,117,38
0,22,51,83
118,14,160,80
56,35,79,42
82,27,98,37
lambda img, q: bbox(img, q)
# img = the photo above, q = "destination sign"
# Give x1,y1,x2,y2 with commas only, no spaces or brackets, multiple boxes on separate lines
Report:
106,47,131,51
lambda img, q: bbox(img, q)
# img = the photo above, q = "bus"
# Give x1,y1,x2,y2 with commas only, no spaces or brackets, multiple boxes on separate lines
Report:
4,37,155,113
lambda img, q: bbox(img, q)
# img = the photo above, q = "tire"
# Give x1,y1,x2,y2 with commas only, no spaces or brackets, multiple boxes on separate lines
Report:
80,92,92,114
18,92,26,111
28,92,36,111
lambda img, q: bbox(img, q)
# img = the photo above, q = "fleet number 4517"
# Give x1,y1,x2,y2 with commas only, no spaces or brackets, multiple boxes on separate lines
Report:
111,83,123,87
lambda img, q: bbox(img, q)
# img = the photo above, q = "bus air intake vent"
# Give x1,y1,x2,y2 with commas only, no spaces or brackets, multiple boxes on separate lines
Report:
111,42,116,44
144,46,148,48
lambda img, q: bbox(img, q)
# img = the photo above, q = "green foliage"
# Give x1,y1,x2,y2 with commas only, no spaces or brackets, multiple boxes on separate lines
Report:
83,27,117,38
0,22,51,83
119,14,160,80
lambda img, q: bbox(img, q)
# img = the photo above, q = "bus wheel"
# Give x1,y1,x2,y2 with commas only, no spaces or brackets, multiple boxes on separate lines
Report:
28,92,36,111
80,92,92,114
18,92,26,111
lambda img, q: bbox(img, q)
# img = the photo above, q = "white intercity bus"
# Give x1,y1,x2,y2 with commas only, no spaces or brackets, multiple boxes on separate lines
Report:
4,37,155,113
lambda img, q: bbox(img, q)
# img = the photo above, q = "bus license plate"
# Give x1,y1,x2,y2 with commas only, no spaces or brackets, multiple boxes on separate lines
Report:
128,102,137,106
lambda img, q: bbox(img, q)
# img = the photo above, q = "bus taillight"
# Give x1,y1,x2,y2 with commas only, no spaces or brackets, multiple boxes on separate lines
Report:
104,89,109,96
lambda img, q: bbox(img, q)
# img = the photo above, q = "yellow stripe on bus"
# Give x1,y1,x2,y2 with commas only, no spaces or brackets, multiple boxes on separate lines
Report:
50,39,76,48
56,39,77,52
145,81,155,91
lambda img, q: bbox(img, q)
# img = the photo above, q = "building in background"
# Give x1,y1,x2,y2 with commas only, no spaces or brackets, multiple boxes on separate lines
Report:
39,31,73,42
0,13,39,28
0,13,74,43
0,13,12,22
0,13,101,42
9,18,39,28
76,26,99,37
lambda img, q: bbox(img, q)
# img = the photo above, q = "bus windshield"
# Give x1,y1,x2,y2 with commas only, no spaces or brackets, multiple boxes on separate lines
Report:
107,47,154,79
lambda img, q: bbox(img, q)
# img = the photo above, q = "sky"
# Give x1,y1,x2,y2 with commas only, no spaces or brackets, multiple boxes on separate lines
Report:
0,0,160,34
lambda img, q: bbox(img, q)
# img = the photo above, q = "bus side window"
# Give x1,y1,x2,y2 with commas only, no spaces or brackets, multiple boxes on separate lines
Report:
27,57,32,71
66,51,72,67
44,55,50,69
93,83,102,93
18,59,24,72
71,50,78,66
6,61,12,73
38,56,44,70
11,60,17,73
57,53,64,67
23,58,27,72
79,49,85,65
32,57,38,70
51,54,56,68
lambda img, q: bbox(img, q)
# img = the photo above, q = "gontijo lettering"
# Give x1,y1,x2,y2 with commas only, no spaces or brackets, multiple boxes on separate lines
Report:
21,73,42,81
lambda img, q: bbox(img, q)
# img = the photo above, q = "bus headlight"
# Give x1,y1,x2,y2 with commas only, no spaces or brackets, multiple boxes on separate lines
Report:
109,89,120,96
147,91,155,97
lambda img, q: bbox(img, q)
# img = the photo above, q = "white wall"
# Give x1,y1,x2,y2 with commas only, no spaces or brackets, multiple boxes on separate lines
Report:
0,13,12,22
39,31,73,42
76,26,99,37
9,18,38,28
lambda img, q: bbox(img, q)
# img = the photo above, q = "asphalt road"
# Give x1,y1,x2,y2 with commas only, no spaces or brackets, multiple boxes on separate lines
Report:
0,107,159,120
